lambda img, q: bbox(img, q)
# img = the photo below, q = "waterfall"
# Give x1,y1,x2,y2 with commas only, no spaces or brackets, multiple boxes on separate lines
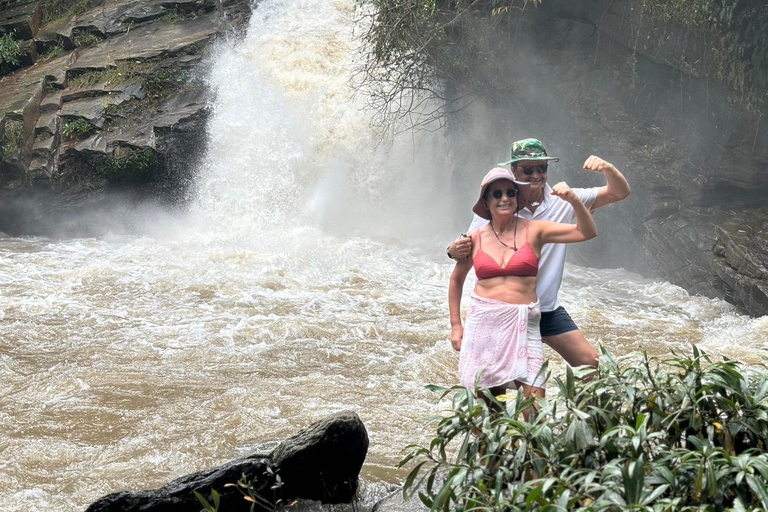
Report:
191,0,454,243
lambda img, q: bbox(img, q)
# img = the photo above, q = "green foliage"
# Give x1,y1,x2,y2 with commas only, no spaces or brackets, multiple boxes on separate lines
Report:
0,31,24,75
144,69,191,97
1,120,25,159
61,119,96,140
402,347,768,511
194,488,221,512
355,0,542,132
97,148,157,183
194,469,286,512
643,0,768,113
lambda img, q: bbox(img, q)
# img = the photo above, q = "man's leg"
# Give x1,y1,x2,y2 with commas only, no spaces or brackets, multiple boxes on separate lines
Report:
540,306,598,368
542,329,598,368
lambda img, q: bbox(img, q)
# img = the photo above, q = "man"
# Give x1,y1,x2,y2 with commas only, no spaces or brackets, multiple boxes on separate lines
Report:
447,138,630,369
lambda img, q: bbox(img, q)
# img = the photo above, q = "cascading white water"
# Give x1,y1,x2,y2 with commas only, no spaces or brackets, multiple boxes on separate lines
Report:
1,1,768,511
190,0,454,242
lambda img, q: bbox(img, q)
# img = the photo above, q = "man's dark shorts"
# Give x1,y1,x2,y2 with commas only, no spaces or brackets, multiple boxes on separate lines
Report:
540,306,579,337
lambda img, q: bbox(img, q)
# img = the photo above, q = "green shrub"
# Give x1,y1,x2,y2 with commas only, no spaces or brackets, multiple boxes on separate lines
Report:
62,119,97,140
0,31,24,75
402,347,768,511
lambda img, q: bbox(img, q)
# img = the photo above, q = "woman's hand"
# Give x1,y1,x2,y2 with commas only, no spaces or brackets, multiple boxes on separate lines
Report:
448,234,472,259
550,181,578,203
451,325,463,351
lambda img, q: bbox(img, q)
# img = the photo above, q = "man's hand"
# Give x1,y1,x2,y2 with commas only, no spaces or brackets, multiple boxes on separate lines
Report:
451,325,463,351
583,155,616,174
448,234,472,259
551,181,578,203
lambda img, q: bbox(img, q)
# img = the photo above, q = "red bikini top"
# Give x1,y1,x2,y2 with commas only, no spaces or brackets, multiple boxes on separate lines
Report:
473,226,539,280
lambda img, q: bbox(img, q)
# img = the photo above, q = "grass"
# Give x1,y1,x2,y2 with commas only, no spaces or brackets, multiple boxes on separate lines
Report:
37,40,67,62
42,0,102,25
68,60,154,89
74,33,100,47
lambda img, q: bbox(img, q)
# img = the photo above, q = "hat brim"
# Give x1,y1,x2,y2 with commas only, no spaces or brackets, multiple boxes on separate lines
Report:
498,156,560,166
472,176,530,220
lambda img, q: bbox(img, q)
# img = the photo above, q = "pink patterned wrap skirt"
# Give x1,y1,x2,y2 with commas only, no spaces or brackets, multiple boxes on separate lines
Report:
459,293,545,390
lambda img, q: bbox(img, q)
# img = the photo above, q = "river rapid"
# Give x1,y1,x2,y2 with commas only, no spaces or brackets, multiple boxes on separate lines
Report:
2,0,767,511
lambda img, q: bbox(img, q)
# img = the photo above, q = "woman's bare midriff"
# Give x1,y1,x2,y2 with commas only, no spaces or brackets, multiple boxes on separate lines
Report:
474,275,538,304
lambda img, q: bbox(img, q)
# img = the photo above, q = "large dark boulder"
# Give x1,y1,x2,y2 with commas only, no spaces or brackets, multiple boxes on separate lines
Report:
85,411,369,512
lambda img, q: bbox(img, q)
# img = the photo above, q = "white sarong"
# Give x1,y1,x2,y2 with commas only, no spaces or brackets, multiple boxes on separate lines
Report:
459,293,544,390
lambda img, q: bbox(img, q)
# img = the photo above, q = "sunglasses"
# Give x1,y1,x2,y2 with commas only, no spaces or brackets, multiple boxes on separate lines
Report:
520,165,548,176
490,188,518,200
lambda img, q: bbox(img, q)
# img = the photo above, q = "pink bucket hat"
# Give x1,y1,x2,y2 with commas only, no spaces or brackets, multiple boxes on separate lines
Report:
472,167,530,220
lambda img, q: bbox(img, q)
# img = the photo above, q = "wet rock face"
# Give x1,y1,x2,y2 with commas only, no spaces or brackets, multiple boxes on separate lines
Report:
576,0,768,316
85,411,369,512
464,0,768,316
0,0,254,235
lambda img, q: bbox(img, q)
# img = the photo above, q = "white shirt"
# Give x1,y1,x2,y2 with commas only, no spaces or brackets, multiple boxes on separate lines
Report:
467,184,599,312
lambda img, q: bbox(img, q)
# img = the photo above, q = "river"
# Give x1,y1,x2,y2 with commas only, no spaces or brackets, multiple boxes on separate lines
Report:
2,0,767,510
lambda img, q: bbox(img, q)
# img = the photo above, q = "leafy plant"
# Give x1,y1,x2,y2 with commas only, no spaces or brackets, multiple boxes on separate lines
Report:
61,119,97,140
402,346,768,511
0,30,24,75
194,468,288,512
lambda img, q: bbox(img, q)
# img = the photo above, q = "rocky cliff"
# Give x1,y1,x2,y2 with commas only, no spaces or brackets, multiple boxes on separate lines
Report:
0,0,251,233
558,0,768,317
443,0,768,317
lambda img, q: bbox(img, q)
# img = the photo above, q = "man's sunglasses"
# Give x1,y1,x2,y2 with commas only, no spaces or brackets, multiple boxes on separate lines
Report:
519,165,548,176
490,189,518,200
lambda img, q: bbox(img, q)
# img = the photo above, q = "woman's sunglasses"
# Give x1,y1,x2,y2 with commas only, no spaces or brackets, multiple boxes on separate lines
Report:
490,189,517,200
520,165,548,176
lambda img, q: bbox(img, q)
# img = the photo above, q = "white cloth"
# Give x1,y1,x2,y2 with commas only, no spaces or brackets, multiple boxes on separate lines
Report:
467,185,599,312
459,294,544,390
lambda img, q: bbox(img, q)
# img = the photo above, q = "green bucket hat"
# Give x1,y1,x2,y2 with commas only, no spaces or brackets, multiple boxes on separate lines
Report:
498,138,560,166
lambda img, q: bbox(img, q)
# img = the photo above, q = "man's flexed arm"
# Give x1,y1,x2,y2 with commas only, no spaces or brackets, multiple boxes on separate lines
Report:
583,155,631,209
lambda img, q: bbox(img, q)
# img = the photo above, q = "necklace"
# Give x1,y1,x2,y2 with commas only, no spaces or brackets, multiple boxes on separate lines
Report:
529,190,544,208
489,220,518,251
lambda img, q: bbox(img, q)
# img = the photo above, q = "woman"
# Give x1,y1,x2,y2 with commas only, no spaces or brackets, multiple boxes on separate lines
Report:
449,167,597,399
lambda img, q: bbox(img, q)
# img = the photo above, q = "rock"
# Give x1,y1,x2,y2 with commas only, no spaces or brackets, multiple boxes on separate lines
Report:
710,210,768,316
271,410,369,503
0,0,41,41
85,411,369,512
